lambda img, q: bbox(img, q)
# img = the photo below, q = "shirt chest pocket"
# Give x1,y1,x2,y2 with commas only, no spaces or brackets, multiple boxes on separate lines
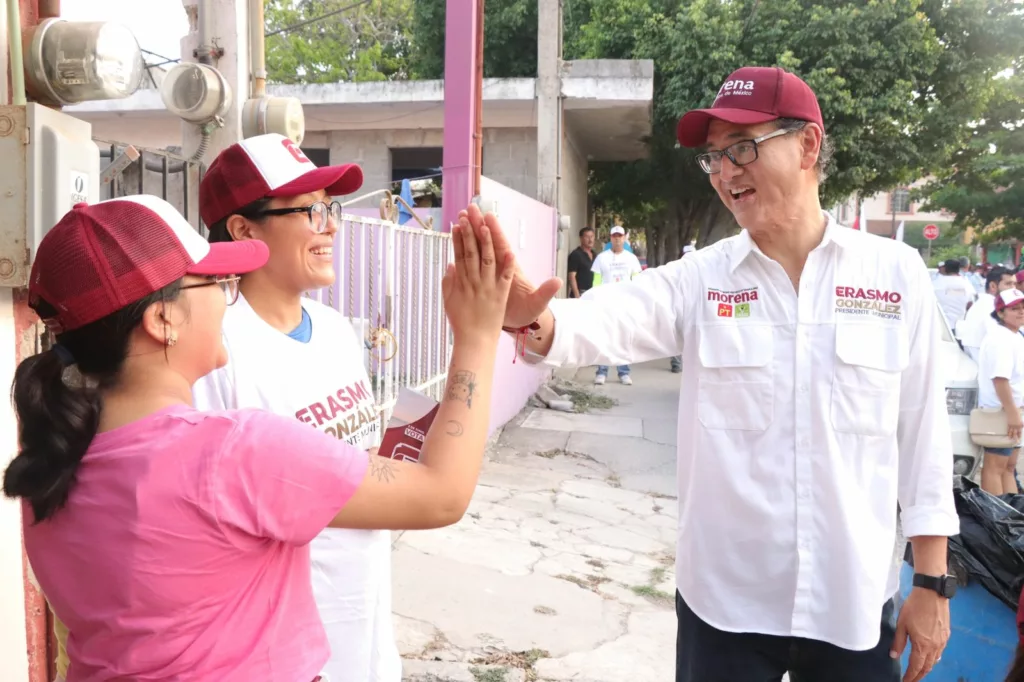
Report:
831,325,909,437
697,324,774,431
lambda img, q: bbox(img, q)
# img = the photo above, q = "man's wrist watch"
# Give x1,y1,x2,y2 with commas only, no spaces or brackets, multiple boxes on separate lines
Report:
912,573,958,599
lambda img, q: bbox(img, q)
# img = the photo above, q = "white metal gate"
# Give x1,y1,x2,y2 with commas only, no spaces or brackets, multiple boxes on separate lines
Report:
308,193,454,427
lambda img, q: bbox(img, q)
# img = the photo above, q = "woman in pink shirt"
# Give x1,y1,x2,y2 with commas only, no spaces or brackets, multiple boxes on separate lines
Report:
2,195,514,682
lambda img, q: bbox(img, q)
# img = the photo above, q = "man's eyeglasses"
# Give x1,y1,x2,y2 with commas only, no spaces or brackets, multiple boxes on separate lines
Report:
695,126,802,174
248,201,343,234
181,276,241,305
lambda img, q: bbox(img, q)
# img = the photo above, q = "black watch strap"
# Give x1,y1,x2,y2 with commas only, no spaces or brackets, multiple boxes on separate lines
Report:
912,573,957,599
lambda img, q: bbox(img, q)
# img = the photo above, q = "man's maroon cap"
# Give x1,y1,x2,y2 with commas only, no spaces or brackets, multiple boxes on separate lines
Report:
677,66,825,148
200,133,364,227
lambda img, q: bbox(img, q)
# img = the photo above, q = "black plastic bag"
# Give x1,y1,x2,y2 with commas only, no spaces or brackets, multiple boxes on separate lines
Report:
941,477,1024,610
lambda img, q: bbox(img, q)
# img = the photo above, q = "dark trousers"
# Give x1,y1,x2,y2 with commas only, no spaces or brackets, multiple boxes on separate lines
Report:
675,592,900,682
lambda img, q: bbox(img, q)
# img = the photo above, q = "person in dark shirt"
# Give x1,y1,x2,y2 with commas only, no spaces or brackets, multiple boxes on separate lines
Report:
568,226,596,298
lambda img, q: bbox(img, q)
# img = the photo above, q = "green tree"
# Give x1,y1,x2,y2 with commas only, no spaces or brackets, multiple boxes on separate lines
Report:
265,0,414,83
582,0,1024,264
409,0,539,79
918,71,1024,240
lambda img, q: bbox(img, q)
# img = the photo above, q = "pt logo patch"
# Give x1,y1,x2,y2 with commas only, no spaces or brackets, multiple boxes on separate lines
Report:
708,287,758,319
834,286,902,320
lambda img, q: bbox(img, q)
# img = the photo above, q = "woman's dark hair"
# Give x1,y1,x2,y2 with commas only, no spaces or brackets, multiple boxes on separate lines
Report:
206,197,273,243
2,280,183,523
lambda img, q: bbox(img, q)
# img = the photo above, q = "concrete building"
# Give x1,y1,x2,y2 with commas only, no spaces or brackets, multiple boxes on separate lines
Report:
833,178,955,237
68,59,655,245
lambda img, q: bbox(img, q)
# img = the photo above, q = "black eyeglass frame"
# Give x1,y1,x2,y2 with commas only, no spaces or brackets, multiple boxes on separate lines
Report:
695,125,804,175
244,200,343,234
180,276,242,305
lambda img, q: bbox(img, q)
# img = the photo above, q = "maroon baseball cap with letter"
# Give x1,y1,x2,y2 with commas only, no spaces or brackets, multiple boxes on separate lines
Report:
676,66,824,148
200,133,364,227
30,195,269,334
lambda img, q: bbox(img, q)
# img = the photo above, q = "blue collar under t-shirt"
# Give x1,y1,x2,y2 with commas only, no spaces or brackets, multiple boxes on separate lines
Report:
287,307,313,343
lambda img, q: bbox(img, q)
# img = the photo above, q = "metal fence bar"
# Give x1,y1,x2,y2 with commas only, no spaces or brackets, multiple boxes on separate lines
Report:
329,212,453,425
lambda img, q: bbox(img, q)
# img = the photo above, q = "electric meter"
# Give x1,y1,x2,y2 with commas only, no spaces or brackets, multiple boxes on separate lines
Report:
242,96,306,145
159,63,231,125
26,19,144,106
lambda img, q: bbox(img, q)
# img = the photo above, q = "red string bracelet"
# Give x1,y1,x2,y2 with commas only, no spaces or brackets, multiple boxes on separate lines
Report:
501,320,541,363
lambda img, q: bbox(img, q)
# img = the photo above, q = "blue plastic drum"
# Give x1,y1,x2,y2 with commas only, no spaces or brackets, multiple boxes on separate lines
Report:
898,562,1017,681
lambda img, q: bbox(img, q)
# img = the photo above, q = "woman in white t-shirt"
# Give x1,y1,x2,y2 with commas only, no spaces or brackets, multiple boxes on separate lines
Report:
976,288,1024,496
192,134,400,682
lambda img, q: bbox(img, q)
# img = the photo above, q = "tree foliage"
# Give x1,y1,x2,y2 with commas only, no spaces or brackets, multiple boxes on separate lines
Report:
918,71,1024,240
265,0,414,83
578,0,1024,263
268,0,1024,264
409,0,539,79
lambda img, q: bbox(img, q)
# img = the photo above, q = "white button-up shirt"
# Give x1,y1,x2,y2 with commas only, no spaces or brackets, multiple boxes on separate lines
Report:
541,214,959,651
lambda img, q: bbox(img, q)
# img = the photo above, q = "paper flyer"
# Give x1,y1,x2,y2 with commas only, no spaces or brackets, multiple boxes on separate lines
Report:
376,388,440,463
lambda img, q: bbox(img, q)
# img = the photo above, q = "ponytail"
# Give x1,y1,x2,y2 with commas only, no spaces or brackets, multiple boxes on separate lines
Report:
3,349,100,522
3,279,183,523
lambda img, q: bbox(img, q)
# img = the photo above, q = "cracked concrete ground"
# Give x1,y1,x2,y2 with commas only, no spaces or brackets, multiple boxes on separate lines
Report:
393,361,682,682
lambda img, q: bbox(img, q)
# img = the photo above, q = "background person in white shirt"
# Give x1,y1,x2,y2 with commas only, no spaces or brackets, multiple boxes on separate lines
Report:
466,65,958,682
192,135,402,682
960,266,1014,361
976,288,1024,496
590,226,643,385
932,258,977,329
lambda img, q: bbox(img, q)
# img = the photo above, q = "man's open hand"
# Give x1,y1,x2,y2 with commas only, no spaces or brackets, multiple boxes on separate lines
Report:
890,588,950,682
458,204,562,329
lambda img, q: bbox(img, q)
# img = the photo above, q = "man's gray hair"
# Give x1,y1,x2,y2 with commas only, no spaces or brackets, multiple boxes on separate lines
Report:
776,118,834,183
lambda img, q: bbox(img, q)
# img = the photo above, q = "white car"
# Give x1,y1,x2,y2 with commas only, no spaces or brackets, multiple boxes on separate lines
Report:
937,302,983,479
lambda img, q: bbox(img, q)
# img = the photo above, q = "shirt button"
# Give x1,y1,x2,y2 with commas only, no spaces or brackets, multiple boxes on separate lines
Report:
799,384,809,393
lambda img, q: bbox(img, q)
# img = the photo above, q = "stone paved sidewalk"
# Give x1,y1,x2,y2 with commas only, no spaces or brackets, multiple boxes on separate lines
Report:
392,361,682,682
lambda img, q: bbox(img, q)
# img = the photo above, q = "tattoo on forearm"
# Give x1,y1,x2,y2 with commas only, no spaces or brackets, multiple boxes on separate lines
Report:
369,452,397,483
445,420,464,437
446,371,477,407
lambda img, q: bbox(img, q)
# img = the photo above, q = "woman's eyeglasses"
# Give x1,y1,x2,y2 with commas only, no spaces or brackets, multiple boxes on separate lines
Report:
181,276,241,305
247,201,343,234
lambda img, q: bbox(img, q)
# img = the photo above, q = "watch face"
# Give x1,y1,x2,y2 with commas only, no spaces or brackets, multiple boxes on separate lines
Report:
941,576,958,599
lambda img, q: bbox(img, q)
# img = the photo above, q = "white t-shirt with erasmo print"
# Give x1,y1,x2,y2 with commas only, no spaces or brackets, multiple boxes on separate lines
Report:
193,294,399,682
591,249,643,286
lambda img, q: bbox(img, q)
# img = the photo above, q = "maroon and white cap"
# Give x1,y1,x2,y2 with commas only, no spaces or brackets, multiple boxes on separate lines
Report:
995,288,1024,312
200,133,364,226
30,195,269,334
676,66,824,148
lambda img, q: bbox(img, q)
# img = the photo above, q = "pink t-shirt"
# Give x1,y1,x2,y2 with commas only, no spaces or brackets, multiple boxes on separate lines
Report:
23,405,368,682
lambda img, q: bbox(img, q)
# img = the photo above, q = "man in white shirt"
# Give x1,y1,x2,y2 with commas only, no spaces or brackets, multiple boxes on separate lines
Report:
590,225,643,385
933,258,977,329
959,266,1014,361
469,66,957,682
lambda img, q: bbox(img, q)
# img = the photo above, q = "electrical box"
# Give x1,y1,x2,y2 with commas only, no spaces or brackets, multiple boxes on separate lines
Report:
0,104,100,287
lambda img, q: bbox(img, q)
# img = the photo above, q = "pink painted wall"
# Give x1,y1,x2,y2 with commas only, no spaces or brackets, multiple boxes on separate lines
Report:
480,177,557,433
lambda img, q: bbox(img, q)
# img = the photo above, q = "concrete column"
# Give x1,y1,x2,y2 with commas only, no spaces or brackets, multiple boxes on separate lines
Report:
536,0,561,208
537,0,565,290
180,0,250,162
441,0,479,233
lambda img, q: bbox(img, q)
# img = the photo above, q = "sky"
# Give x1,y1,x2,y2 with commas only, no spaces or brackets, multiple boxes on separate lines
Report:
61,0,189,66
